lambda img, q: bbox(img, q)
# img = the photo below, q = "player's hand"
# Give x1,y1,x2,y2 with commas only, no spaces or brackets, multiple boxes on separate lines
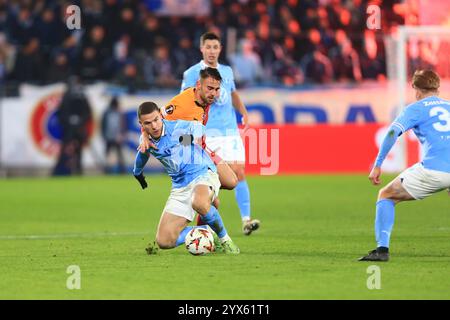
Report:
137,135,158,153
241,113,250,133
368,166,382,185
134,173,148,190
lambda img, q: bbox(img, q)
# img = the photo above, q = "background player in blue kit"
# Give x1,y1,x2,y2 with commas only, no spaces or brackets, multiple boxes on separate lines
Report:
359,70,450,262
182,32,260,236
133,102,240,254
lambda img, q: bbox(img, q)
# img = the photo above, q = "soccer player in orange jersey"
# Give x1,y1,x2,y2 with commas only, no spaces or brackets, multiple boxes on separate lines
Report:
181,32,260,236
139,67,238,191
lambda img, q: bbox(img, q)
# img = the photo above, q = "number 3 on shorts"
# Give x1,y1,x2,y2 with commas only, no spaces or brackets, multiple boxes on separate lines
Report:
430,107,450,132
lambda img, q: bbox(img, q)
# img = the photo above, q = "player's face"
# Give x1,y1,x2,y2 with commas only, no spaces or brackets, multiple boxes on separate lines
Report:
139,111,163,139
198,77,221,105
200,39,221,66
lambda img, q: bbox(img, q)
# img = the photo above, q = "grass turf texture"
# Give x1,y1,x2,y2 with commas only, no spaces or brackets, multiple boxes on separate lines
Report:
0,175,449,299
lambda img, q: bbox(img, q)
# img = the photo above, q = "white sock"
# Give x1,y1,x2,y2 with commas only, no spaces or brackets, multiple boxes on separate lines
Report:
219,234,231,243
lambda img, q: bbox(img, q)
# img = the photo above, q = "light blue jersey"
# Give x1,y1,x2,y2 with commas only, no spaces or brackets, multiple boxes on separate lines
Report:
376,96,450,172
133,120,217,188
181,60,239,136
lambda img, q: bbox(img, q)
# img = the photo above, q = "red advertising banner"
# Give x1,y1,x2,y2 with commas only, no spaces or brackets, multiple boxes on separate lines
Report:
241,124,418,175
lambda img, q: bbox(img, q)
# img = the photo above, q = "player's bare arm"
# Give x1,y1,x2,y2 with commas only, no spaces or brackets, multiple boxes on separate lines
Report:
231,91,250,132
369,166,382,185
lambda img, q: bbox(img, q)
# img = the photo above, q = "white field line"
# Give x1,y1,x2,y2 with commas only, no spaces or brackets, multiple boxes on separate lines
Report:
0,231,148,240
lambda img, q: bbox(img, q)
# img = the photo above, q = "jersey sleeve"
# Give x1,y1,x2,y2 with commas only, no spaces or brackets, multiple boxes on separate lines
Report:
373,102,423,168
374,124,403,168
181,68,198,92
161,98,178,121
392,102,423,133
133,150,150,176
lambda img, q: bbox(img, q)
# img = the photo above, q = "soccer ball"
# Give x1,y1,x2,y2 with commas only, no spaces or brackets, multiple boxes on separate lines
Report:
185,228,215,255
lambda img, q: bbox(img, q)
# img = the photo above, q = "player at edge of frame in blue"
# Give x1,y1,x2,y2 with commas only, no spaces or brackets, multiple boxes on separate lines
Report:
359,69,450,262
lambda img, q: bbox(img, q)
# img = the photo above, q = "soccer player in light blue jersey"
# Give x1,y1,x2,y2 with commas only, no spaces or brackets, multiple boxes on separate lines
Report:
181,32,260,236
133,101,240,254
359,70,450,262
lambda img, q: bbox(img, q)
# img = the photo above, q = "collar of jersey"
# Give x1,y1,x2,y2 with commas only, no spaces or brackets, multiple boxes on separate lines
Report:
192,88,206,108
195,100,204,108
200,60,220,70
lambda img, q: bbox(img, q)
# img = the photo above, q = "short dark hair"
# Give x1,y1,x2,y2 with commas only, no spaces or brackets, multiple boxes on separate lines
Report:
200,32,221,46
137,101,160,119
199,67,222,82
412,69,440,92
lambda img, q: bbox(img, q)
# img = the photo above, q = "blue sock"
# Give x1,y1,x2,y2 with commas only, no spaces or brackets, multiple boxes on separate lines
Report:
235,180,251,220
201,206,228,238
375,199,395,248
175,225,207,247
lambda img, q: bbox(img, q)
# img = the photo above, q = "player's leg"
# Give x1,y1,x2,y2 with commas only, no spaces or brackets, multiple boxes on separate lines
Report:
208,134,260,235
155,212,190,249
154,185,210,250
216,161,238,190
104,141,112,173
205,139,238,190
360,163,449,261
153,211,211,251
195,196,219,226
191,171,240,254
359,176,415,261
228,162,260,235
115,142,126,174
378,177,416,203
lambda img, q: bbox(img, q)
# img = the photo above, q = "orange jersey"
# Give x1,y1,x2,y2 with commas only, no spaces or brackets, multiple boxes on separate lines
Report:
140,88,221,163
161,87,210,125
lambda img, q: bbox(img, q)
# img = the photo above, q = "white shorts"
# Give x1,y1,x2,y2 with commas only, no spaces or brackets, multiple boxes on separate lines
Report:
399,163,450,200
205,135,245,163
163,170,221,221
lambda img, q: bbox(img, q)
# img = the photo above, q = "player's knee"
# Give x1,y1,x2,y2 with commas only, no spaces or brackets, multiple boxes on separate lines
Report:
212,197,220,210
234,166,246,181
231,174,239,188
156,232,176,249
221,176,238,190
378,186,393,200
192,199,211,215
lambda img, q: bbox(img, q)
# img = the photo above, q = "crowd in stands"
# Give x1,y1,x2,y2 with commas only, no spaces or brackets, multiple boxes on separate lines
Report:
0,0,406,93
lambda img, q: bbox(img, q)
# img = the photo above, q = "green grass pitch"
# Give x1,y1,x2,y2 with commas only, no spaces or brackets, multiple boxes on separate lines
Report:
0,175,449,299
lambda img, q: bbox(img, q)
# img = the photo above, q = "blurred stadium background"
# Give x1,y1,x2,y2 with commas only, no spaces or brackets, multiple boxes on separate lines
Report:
1,0,450,300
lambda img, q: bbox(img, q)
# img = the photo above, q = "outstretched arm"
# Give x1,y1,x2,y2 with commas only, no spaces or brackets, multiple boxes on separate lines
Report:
231,91,250,132
369,124,403,185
